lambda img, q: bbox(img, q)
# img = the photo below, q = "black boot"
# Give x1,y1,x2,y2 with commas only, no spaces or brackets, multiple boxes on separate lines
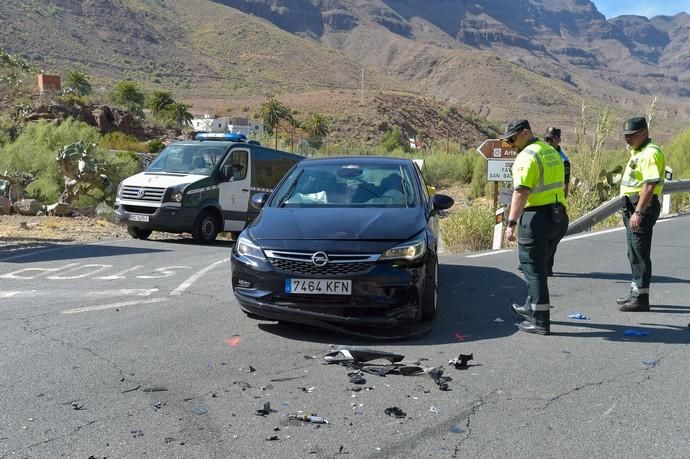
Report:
518,311,550,335
619,295,650,312
511,303,532,322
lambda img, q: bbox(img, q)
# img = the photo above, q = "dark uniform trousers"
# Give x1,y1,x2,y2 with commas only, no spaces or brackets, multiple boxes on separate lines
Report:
622,195,661,297
518,204,569,308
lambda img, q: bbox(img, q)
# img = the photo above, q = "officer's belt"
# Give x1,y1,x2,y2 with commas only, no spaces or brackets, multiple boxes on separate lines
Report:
623,193,659,205
523,203,565,212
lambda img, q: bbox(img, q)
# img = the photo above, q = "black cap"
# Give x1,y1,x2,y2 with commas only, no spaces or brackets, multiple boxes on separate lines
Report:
623,116,648,135
499,119,531,139
544,127,561,140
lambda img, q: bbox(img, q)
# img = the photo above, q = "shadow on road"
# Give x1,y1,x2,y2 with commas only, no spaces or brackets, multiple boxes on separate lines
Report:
552,320,690,344
256,262,526,345
0,243,173,263
553,271,690,285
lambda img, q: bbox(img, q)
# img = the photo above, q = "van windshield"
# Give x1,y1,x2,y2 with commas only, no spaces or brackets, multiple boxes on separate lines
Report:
146,144,228,175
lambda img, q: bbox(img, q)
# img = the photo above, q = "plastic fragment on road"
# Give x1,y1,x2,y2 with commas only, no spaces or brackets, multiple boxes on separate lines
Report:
384,407,407,418
429,367,452,391
224,335,241,347
256,402,275,416
324,347,404,364
287,413,329,424
348,371,367,385
568,313,590,320
429,406,439,414
449,424,466,433
642,359,658,368
191,407,208,415
143,386,168,392
624,329,651,337
448,354,474,370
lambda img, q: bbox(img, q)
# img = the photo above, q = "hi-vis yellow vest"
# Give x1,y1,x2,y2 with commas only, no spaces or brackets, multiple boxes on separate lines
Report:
512,140,567,208
620,140,665,197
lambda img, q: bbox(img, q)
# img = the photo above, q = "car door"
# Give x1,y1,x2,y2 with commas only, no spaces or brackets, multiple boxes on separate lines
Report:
218,148,251,231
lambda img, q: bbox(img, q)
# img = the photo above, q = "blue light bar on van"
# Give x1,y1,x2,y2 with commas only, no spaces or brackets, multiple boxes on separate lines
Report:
196,132,247,142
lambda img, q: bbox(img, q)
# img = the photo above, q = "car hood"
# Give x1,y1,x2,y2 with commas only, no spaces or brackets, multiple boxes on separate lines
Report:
251,207,426,241
123,172,207,189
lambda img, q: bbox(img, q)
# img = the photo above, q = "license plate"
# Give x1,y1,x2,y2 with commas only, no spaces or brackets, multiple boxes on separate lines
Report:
285,279,351,295
129,214,149,222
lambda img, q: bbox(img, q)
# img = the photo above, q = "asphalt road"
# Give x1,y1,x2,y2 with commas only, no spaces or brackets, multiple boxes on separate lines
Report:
1,215,689,458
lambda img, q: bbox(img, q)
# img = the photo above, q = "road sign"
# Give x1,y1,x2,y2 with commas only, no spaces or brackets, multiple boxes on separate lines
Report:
487,160,513,182
476,139,519,160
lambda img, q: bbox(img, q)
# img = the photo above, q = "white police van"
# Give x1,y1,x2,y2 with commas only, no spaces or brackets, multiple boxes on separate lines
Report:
115,133,303,242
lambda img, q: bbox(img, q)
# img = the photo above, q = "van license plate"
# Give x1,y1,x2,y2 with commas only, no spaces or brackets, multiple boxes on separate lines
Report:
286,279,351,295
130,214,149,222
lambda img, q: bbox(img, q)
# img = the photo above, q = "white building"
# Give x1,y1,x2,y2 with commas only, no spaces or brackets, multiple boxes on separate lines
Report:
190,115,264,138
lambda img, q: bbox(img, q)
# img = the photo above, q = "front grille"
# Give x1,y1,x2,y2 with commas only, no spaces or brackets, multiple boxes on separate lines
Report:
121,185,166,202
123,205,157,215
264,250,379,276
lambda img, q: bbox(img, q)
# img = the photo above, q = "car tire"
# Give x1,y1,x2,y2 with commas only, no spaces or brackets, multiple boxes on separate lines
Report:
420,255,438,320
192,210,220,243
127,226,152,240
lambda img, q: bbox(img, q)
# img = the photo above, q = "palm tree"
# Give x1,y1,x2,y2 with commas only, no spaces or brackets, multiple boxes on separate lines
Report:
147,90,175,119
109,80,145,118
65,70,92,96
258,97,291,148
303,113,330,149
162,102,193,128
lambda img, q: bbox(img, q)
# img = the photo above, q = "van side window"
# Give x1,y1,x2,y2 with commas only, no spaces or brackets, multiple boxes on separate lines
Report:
254,156,296,189
225,150,248,181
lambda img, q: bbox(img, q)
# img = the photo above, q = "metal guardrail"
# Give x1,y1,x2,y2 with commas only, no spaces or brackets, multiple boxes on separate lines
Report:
566,179,690,236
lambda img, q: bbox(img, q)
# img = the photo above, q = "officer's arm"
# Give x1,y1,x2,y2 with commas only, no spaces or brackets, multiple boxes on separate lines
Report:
508,188,530,222
635,182,656,214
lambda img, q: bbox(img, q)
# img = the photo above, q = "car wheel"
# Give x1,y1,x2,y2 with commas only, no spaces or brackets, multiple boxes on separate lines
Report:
192,210,220,243
420,255,438,320
127,226,152,240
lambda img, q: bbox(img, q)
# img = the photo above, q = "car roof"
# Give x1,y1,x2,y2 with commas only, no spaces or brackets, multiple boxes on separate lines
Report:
299,156,413,166
171,140,238,147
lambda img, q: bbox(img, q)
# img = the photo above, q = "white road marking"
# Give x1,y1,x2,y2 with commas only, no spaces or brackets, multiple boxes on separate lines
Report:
136,266,191,279
61,297,166,314
170,259,227,296
47,264,112,279
0,263,79,279
85,289,159,297
0,290,37,298
466,249,512,258
96,265,144,280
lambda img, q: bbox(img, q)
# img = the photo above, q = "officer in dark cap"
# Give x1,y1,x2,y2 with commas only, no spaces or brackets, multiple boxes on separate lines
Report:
543,127,571,276
617,116,665,311
502,119,569,335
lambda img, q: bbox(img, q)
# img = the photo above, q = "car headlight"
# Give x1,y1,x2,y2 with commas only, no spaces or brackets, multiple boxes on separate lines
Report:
117,182,123,198
171,192,183,202
380,233,426,261
236,233,266,262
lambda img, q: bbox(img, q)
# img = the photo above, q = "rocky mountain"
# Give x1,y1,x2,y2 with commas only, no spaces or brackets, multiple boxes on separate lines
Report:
1,0,689,142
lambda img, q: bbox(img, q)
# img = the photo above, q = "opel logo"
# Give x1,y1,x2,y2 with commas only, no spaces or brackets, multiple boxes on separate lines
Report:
137,189,146,198
311,251,328,267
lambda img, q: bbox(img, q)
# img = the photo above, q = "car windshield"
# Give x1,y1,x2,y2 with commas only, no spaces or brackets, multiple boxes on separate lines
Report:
146,144,227,175
272,162,418,208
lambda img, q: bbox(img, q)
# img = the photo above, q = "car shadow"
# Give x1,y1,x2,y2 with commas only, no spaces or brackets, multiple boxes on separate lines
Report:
553,271,690,285
551,320,690,344
256,262,527,345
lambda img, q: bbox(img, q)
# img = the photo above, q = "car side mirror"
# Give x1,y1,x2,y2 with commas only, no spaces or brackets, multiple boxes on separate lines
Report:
432,194,454,211
251,192,269,209
220,165,232,181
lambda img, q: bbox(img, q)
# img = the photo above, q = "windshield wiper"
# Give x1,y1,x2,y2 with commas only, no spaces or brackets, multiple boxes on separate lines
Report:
277,170,304,207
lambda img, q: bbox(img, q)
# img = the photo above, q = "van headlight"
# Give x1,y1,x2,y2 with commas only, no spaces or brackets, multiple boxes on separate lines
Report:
171,192,183,202
380,233,426,261
236,233,266,262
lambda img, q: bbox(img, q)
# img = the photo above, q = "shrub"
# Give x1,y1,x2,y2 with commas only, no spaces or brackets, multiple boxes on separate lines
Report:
423,152,479,187
147,139,165,153
100,132,148,152
441,206,495,252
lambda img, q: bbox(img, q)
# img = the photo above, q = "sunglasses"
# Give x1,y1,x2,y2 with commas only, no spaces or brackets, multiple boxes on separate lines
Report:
505,132,519,145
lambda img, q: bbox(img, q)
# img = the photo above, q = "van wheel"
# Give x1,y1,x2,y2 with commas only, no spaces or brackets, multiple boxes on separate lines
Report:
420,255,438,321
192,210,220,243
127,226,152,240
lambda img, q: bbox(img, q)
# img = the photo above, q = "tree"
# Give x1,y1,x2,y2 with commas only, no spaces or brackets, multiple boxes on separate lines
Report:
258,97,291,148
303,113,330,149
65,70,92,96
147,90,175,119
162,102,193,128
109,80,145,118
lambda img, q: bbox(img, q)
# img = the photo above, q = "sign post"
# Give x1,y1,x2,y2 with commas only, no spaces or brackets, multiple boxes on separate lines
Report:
662,166,672,217
476,139,518,249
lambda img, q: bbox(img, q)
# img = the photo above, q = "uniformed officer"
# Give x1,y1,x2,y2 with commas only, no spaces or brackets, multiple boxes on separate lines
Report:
616,116,665,312
502,120,569,335
544,127,571,276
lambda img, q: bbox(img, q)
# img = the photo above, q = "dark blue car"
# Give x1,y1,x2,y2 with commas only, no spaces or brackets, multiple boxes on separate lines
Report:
230,156,454,328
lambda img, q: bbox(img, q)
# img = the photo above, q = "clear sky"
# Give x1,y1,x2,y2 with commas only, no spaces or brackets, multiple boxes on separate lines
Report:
593,0,689,19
